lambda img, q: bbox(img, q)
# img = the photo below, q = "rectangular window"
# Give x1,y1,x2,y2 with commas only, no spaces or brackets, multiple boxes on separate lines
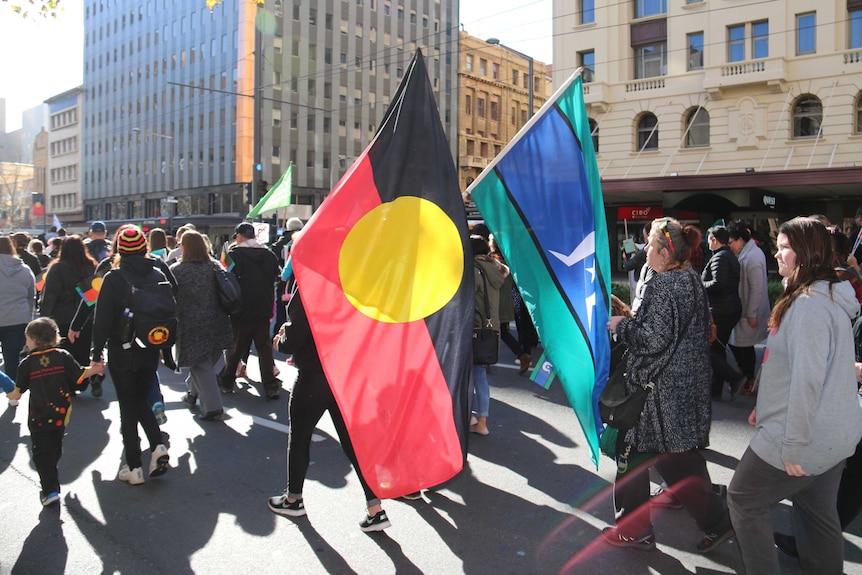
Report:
752,21,768,59
634,42,666,78
634,0,667,18
728,25,745,62
581,0,595,24
580,50,595,82
687,32,703,70
851,9,862,49
490,100,498,121
465,54,472,72
479,59,487,75
477,98,485,118
492,62,499,80
465,94,472,115
797,12,816,55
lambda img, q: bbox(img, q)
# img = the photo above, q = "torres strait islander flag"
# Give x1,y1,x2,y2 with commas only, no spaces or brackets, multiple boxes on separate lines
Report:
291,50,473,498
468,70,612,467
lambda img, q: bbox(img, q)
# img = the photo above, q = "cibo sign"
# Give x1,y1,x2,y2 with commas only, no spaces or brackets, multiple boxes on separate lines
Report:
617,206,664,221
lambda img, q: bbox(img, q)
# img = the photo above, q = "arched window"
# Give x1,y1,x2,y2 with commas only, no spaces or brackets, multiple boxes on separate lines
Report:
588,118,599,153
792,95,822,138
637,113,658,150
685,106,710,147
855,92,862,134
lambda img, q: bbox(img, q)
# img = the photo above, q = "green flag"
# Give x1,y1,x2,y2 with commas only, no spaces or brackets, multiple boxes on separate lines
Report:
248,164,292,218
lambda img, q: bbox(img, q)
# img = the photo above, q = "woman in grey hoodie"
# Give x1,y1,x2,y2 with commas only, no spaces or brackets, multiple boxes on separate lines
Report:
728,217,862,575
0,236,36,381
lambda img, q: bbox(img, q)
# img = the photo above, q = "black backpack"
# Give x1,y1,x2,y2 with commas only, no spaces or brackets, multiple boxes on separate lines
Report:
116,267,177,350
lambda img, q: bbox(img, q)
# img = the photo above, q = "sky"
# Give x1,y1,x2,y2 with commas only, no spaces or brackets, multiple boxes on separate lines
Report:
0,0,552,131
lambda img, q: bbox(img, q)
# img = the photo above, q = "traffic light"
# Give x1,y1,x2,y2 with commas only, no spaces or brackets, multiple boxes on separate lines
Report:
245,183,253,205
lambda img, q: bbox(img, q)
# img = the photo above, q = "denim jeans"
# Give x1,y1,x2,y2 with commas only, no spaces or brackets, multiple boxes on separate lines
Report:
472,364,490,417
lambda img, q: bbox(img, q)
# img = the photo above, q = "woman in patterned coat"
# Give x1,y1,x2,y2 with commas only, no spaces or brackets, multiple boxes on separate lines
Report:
170,231,234,420
606,217,733,553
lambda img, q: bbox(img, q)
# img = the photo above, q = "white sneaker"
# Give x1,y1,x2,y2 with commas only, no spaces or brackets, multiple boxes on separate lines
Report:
149,444,169,477
118,465,144,485
8,399,18,407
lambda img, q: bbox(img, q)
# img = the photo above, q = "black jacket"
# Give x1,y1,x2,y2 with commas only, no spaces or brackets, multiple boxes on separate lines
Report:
701,246,742,316
40,260,96,327
276,290,323,374
230,244,280,323
17,248,42,280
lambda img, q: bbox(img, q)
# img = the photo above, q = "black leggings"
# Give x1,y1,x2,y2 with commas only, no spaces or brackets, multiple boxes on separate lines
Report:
286,371,378,505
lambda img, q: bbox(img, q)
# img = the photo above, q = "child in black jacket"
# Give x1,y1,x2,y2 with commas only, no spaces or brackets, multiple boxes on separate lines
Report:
7,317,103,506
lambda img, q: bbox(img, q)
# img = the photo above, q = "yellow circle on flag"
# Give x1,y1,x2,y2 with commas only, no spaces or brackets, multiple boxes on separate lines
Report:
339,196,463,323
91,277,103,291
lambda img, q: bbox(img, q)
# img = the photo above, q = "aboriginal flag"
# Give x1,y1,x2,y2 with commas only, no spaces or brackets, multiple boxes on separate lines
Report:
469,70,612,467
75,276,103,307
291,50,472,499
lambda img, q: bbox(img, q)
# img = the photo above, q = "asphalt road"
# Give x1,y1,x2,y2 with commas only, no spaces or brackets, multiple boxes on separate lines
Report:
2,345,861,575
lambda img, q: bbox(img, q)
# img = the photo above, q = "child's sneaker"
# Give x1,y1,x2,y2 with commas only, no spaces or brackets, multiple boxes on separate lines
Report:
118,465,144,485
152,401,167,425
40,491,60,506
149,444,169,477
359,509,391,532
268,494,306,517
90,374,104,398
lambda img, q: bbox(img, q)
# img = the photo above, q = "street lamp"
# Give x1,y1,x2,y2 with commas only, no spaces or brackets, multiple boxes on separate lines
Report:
486,37,534,117
133,127,175,231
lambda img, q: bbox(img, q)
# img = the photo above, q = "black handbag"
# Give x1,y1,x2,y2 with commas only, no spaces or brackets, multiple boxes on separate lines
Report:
599,352,653,431
472,265,499,365
214,264,242,316
600,276,699,430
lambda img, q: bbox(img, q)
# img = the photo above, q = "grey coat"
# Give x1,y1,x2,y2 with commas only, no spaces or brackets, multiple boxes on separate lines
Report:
617,266,713,453
730,239,771,347
169,260,234,367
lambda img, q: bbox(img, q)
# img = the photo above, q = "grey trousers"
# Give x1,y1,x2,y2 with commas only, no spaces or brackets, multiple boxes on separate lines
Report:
186,349,225,414
728,447,844,575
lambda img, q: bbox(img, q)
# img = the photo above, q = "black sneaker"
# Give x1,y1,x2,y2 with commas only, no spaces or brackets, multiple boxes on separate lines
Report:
359,510,391,532
90,375,104,398
268,495,306,517
774,532,799,558
601,526,656,551
696,517,734,553
217,373,234,394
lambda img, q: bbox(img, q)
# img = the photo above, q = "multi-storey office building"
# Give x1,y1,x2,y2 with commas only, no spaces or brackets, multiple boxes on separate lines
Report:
554,0,862,260
458,31,549,192
82,0,458,236
46,87,84,227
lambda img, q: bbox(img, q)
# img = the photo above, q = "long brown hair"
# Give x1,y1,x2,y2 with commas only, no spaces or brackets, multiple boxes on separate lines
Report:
769,217,840,329
51,236,97,280
179,230,210,263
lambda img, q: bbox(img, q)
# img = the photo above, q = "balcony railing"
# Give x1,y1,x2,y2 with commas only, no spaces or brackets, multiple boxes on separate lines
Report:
703,57,786,96
624,78,666,93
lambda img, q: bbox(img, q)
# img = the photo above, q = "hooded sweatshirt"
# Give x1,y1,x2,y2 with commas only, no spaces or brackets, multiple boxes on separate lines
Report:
0,253,35,327
751,280,862,475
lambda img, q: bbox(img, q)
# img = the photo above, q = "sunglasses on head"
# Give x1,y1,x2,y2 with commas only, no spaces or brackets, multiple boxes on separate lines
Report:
658,220,675,254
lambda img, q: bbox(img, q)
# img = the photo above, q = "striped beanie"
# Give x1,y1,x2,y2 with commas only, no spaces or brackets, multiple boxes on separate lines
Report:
117,227,148,255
